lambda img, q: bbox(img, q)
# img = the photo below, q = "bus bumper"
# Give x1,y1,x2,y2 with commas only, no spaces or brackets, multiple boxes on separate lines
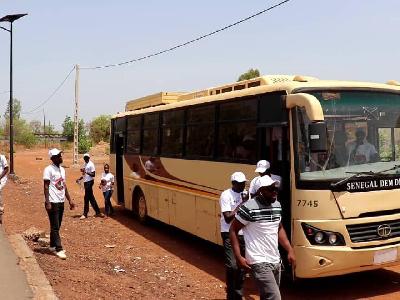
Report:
294,244,400,278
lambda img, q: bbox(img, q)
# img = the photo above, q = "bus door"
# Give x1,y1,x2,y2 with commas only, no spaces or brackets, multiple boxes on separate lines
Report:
115,133,125,204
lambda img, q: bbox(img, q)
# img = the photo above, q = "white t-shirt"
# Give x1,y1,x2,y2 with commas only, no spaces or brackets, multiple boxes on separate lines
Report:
347,141,378,163
100,172,114,192
0,155,8,187
219,188,244,234
249,174,282,195
83,161,95,182
236,198,282,265
43,164,66,203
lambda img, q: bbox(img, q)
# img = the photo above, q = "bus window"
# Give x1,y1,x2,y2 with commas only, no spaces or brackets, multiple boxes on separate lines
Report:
126,116,141,154
186,105,215,158
161,110,184,157
143,113,159,155
218,99,257,162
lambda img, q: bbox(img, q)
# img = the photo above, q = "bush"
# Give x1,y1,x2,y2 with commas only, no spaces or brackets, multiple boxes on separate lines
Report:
78,136,92,154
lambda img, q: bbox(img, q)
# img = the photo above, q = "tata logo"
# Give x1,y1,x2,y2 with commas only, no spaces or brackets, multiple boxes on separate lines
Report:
377,224,391,238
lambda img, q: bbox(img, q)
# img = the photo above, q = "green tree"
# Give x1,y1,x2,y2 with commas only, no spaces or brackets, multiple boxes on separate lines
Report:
62,116,91,153
237,68,260,82
89,115,111,143
4,98,22,120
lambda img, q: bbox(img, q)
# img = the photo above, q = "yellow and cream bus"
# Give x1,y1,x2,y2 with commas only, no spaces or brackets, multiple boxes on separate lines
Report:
110,75,400,278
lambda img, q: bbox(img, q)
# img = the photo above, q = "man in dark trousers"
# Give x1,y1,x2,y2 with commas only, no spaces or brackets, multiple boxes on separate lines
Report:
76,153,103,219
220,172,248,300
44,148,75,259
230,175,296,300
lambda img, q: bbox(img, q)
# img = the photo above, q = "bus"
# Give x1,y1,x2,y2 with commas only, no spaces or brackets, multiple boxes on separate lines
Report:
110,74,400,278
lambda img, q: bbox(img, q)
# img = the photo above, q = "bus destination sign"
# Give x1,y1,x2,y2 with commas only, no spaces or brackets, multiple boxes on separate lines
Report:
346,177,400,192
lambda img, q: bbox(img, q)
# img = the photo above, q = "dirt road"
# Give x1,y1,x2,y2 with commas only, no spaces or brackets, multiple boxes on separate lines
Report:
3,148,400,299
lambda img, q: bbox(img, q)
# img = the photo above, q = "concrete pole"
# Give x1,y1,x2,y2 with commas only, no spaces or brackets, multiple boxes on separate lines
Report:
73,64,79,165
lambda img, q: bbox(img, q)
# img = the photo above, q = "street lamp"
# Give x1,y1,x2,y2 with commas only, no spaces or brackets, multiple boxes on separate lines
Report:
0,13,27,176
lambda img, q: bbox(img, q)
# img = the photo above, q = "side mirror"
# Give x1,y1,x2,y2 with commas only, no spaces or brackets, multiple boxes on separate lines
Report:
309,122,328,152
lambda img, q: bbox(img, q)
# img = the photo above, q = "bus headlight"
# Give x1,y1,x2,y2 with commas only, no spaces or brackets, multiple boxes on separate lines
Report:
301,223,345,246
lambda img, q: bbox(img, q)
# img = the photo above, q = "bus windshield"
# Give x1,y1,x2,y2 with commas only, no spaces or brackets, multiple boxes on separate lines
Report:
295,90,400,182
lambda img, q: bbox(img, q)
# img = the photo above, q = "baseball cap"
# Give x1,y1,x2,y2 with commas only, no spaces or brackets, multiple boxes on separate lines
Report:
231,172,247,183
83,153,90,158
255,160,270,173
48,148,62,158
258,175,279,188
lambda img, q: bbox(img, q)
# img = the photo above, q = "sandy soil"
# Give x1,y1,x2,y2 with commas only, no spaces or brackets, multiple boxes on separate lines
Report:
3,147,400,299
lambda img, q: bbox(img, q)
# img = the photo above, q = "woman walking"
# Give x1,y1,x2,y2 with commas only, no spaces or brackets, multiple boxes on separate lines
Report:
100,164,115,217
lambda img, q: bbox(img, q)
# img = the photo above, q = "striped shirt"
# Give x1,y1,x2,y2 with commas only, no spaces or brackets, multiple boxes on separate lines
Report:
236,196,282,264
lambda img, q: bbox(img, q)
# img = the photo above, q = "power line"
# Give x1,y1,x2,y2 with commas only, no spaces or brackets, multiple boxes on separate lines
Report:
81,0,291,70
21,65,76,114
0,91,10,94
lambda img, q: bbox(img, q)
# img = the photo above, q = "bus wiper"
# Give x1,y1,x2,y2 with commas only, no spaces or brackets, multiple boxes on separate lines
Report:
330,171,375,190
373,164,400,175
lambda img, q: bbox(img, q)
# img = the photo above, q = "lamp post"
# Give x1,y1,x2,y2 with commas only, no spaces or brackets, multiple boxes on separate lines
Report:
0,13,27,176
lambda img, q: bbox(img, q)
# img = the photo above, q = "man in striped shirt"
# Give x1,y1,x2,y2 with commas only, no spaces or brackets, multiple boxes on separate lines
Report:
229,175,295,300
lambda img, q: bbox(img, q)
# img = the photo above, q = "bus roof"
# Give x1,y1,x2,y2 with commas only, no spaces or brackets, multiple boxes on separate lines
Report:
114,75,400,119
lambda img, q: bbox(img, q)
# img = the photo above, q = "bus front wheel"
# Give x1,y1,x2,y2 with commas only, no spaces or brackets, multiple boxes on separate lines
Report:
137,192,147,223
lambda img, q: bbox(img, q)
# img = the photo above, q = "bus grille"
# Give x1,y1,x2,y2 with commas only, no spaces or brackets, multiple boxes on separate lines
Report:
346,219,400,243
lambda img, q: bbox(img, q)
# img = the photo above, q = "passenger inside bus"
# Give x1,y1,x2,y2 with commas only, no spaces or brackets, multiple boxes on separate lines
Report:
332,131,348,167
347,128,379,164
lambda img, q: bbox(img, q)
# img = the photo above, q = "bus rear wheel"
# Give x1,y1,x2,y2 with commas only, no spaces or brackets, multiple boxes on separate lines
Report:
137,192,147,223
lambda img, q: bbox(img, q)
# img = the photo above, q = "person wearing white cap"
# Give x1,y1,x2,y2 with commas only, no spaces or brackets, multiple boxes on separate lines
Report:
43,149,75,259
0,151,9,224
249,160,282,198
230,175,295,300
76,153,103,219
219,171,248,300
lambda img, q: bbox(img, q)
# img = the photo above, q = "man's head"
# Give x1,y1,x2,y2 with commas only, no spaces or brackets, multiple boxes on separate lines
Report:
104,163,110,173
231,172,247,193
255,160,271,176
257,175,279,204
83,153,90,163
355,128,366,144
49,148,63,165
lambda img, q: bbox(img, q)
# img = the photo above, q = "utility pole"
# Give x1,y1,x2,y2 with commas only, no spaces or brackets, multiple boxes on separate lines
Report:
73,64,79,165
43,109,46,149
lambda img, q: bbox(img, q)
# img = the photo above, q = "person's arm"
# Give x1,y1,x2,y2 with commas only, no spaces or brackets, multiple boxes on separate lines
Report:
222,205,242,224
43,180,52,211
64,183,75,210
0,166,9,181
229,219,250,269
278,223,296,268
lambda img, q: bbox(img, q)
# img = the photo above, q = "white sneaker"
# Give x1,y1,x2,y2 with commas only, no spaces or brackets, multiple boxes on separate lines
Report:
79,215,87,220
56,250,67,260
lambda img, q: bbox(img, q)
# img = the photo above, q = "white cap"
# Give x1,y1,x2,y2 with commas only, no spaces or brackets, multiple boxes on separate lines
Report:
255,160,270,173
83,153,90,158
258,175,279,188
231,172,247,183
48,148,62,158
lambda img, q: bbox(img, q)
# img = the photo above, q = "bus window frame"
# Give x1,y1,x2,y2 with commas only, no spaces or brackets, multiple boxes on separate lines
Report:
160,109,185,158
126,115,142,154
142,112,160,156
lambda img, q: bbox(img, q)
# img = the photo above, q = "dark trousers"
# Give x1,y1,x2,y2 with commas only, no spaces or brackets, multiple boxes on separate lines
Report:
83,180,101,216
103,190,114,216
251,262,281,300
46,202,64,252
221,232,246,300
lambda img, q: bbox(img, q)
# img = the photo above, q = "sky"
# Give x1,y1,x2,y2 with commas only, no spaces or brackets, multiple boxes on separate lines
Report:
0,0,399,130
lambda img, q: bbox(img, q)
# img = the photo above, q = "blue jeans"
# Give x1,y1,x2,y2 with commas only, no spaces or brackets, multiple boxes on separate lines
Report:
251,262,281,300
221,232,245,300
103,190,114,216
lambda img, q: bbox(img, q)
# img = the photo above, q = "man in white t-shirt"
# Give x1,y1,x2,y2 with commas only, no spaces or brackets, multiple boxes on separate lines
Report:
249,160,282,198
76,153,103,219
0,154,9,224
43,149,75,259
230,176,295,300
220,171,248,300
347,128,379,165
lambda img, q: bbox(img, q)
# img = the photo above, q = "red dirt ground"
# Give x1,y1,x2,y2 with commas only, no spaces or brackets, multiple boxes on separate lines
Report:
3,148,400,299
